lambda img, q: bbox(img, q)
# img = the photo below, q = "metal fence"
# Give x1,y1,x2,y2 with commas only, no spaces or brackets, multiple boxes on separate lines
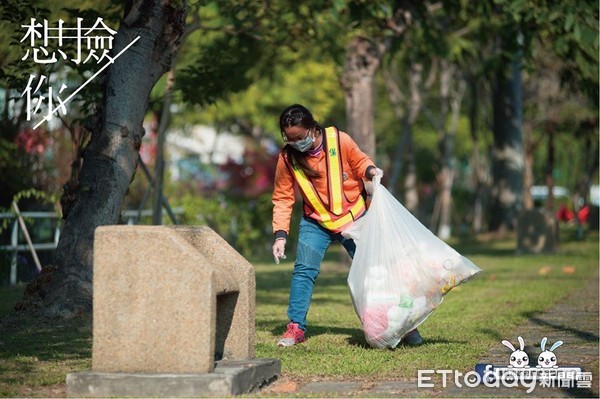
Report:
0,203,59,285
0,203,182,286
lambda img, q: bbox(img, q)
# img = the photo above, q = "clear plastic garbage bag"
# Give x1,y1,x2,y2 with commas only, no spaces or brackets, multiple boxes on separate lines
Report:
347,176,482,349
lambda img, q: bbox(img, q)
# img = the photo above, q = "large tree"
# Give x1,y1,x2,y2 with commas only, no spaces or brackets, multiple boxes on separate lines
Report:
489,32,524,231
19,0,187,317
486,0,598,231
339,2,425,159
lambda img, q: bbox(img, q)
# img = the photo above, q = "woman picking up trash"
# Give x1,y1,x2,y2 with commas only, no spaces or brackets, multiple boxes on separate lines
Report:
271,103,423,347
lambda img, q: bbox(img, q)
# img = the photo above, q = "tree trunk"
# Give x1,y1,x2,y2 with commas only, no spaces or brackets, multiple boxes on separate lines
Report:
383,61,423,199
388,118,409,195
382,60,406,195
404,126,419,214
435,61,465,239
489,48,524,232
341,36,385,159
404,62,435,215
152,69,176,225
544,127,555,211
578,133,598,202
435,62,451,238
522,122,535,210
21,0,187,317
467,77,484,233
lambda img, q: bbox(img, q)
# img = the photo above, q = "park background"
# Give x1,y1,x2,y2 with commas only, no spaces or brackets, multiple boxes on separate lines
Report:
0,0,598,397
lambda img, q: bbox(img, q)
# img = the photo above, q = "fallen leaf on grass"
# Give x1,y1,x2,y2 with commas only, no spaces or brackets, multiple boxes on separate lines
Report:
271,381,298,393
562,266,576,274
264,379,298,393
538,266,552,275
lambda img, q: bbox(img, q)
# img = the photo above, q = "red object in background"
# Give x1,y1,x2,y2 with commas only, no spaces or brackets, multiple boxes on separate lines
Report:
577,204,590,224
556,204,575,222
14,128,52,154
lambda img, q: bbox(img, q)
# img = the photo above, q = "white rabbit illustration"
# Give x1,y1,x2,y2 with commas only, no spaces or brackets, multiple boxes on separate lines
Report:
502,336,530,368
537,337,563,368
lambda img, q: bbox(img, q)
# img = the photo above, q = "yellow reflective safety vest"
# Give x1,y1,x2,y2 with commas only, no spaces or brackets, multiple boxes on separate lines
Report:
284,126,366,233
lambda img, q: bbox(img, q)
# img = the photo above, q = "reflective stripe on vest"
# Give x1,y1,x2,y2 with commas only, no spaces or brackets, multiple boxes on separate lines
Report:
325,127,343,215
285,127,366,232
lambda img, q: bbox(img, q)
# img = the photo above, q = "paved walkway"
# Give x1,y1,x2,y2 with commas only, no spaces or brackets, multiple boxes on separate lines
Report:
260,275,599,398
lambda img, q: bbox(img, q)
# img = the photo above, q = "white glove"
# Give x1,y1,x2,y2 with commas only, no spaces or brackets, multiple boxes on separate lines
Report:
372,167,384,178
372,168,384,186
272,238,287,264
364,168,384,195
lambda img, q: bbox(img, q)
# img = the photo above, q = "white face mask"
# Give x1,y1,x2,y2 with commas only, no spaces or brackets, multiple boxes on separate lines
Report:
288,130,315,152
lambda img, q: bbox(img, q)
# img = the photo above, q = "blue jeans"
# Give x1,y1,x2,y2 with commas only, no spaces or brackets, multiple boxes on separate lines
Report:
287,217,356,331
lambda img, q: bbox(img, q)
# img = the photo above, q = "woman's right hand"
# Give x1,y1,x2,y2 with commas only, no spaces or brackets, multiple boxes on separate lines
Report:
272,238,287,264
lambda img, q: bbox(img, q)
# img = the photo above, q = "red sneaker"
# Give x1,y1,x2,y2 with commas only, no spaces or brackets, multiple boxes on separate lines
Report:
277,322,306,347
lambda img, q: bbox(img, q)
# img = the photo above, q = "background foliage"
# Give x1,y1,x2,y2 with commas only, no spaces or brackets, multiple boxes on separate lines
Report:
0,0,598,260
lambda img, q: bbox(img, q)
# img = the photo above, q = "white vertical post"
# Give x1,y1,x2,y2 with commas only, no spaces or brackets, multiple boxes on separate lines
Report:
12,202,42,272
10,219,18,286
54,221,61,245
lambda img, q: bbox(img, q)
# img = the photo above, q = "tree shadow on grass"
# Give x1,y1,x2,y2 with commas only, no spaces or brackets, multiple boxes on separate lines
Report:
477,311,600,348
477,327,507,342
262,323,359,340
309,324,367,346
457,247,517,257
521,311,600,343
449,235,516,257
344,334,463,349
263,323,368,347
269,323,464,349
0,312,91,361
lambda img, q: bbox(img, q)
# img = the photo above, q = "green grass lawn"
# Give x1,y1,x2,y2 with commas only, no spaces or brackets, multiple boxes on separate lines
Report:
254,229,599,380
0,286,91,397
0,228,598,396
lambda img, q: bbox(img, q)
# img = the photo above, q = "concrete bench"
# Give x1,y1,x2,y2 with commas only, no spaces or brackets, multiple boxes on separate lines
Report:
92,225,255,374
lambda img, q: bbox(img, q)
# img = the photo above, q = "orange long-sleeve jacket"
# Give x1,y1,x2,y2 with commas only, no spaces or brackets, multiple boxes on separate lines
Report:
272,129,375,239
